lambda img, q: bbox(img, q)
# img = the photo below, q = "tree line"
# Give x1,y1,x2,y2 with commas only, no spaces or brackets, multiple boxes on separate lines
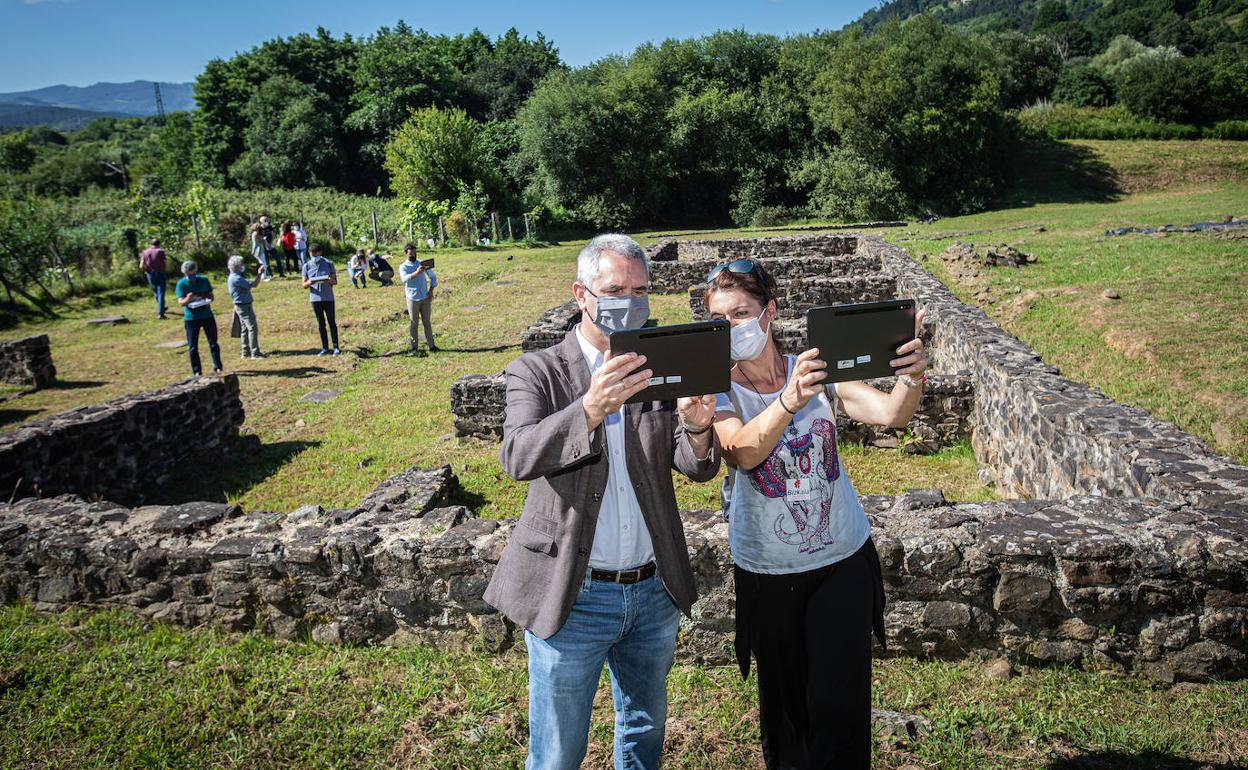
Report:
2,10,1246,239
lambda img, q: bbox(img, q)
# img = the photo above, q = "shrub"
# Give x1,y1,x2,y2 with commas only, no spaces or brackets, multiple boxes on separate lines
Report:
1117,56,1211,125
1017,103,1203,140
1052,64,1115,107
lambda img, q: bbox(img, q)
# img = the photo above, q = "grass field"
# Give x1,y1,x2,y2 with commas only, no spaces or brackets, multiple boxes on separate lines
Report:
2,139,1247,769
2,605,1245,770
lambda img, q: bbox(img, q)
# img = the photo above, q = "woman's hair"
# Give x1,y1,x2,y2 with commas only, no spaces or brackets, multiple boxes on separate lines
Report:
181,260,197,276
356,248,365,256
250,222,261,233
703,261,778,313
227,255,245,273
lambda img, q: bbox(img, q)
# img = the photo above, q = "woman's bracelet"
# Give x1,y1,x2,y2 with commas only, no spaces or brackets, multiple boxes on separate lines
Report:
899,373,926,389
778,393,798,415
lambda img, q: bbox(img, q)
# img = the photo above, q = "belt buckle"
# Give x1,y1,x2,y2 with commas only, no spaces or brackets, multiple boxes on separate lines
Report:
615,568,634,584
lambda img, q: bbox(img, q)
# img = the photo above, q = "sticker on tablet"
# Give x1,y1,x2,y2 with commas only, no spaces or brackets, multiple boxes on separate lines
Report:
837,359,854,369
856,354,871,364
664,375,682,384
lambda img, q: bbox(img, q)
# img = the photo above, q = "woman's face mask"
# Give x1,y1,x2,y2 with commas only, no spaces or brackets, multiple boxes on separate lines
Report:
730,307,771,361
585,288,650,335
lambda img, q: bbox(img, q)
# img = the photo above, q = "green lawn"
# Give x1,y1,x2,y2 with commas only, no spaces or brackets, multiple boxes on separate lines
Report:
2,606,1244,770
884,180,1248,464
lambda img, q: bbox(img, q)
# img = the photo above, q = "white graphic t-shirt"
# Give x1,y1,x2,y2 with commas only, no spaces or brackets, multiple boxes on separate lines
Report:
715,355,870,574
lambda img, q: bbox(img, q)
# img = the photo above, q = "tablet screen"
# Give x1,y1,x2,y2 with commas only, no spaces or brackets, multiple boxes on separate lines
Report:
806,300,915,383
609,320,731,404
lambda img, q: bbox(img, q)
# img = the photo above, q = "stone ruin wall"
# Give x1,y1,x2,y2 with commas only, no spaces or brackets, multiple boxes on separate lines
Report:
4,233,1248,683
2,466,1244,682
0,334,56,389
0,374,245,505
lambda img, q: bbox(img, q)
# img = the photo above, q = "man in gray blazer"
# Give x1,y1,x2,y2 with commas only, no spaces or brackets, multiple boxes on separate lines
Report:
484,233,721,770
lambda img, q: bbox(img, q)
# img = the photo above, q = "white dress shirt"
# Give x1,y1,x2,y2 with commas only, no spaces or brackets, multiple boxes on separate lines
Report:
576,326,656,570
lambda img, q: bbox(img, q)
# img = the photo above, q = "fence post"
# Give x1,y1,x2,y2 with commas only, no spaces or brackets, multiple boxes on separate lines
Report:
408,221,414,243
507,216,513,241
438,216,446,245
491,211,500,244
371,209,380,246
523,213,531,240
191,215,202,253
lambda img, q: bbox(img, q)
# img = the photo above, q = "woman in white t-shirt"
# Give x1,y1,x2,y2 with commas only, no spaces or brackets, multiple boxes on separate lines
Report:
706,259,928,770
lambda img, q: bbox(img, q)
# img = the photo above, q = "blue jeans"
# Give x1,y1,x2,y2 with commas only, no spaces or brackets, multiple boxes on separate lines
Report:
145,271,167,317
525,570,680,770
297,246,309,267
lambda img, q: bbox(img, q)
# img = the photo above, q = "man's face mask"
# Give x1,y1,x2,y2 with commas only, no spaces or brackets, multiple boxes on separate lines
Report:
584,287,650,335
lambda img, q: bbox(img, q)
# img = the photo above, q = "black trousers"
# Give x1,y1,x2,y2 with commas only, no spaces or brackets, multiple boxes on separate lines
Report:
184,317,222,375
734,539,887,770
311,300,339,350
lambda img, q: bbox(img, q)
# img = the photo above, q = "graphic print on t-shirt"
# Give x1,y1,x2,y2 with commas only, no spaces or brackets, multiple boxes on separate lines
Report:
746,417,840,554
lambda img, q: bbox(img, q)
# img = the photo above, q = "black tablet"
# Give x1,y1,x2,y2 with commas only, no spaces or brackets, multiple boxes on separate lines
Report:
806,299,916,383
609,320,731,404
420,258,435,269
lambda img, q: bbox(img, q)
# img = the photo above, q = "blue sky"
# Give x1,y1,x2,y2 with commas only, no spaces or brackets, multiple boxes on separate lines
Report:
0,0,878,92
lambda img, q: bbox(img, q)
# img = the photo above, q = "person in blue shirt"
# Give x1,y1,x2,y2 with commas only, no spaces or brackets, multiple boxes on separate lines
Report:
174,260,223,376
227,255,265,359
300,243,341,356
399,243,439,356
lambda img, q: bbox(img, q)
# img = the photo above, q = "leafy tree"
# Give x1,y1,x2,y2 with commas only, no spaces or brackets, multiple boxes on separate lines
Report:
1053,63,1116,106
1118,55,1211,124
462,28,564,121
346,22,459,173
384,106,493,204
801,16,1011,218
0,131,37,175
153,113,194,193
1030,0,1070,32
229,75,344,189
985,31,1062,107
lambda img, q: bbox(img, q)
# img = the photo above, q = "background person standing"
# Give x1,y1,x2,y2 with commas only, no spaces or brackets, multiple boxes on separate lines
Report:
293,221,309,267
399,244,438,355
258,215,284,277
139,237,168,319
227,255,265,360
300,243,340,356
174,260,223,376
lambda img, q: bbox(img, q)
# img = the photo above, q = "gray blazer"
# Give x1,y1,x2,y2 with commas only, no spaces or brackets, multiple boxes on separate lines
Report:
483,330,722,639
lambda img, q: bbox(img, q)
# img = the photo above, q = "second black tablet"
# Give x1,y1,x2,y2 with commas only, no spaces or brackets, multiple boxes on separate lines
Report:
806,299,916,383
608,321,731,404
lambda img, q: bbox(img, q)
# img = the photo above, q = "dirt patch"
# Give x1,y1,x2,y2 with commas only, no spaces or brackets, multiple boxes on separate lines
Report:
1102,327,1157,365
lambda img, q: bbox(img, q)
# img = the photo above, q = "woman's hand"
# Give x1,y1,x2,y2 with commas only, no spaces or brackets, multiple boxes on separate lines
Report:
890,308,928,377
782,348,828,412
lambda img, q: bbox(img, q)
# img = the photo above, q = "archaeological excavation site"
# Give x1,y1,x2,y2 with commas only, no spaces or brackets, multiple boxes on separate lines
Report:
3,233,1246,684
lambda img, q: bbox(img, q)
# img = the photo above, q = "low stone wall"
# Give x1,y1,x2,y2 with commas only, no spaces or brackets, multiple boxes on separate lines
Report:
0,334,56,389
688,274,897,319
4,469,1242,681
450,373,507,440
520,300,581,352
0,375,244,505
868,236,1248,510
646,233,865,294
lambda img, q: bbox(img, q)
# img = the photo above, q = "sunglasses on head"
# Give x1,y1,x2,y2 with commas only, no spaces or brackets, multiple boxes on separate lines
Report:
706,258,761,283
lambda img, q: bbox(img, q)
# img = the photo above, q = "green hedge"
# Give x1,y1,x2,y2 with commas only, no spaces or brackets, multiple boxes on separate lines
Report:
1017,104,1248,141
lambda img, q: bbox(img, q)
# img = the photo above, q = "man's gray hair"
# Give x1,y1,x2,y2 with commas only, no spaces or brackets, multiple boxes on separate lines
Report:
227,255,245,273
576,234,649,288
181,260,197,276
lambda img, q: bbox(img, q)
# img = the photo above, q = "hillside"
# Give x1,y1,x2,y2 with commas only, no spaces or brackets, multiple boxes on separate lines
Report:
0,80,194,119
0,102,129,130
853,0,1248,51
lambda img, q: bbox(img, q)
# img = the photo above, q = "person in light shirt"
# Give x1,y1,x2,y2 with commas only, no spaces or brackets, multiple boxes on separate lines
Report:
483,233,722,770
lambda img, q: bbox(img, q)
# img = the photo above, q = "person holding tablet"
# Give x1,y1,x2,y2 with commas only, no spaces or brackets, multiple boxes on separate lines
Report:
399,243,439,355
175,260,223,376
300,243,340,356
484,233,721,770
704,258,927,770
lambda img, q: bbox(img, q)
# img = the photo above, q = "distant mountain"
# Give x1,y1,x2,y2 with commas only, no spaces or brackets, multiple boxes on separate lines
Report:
0,103,131,131
0,80,195,118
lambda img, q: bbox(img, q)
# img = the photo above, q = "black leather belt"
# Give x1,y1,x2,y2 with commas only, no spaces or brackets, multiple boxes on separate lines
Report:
591,562,657,584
